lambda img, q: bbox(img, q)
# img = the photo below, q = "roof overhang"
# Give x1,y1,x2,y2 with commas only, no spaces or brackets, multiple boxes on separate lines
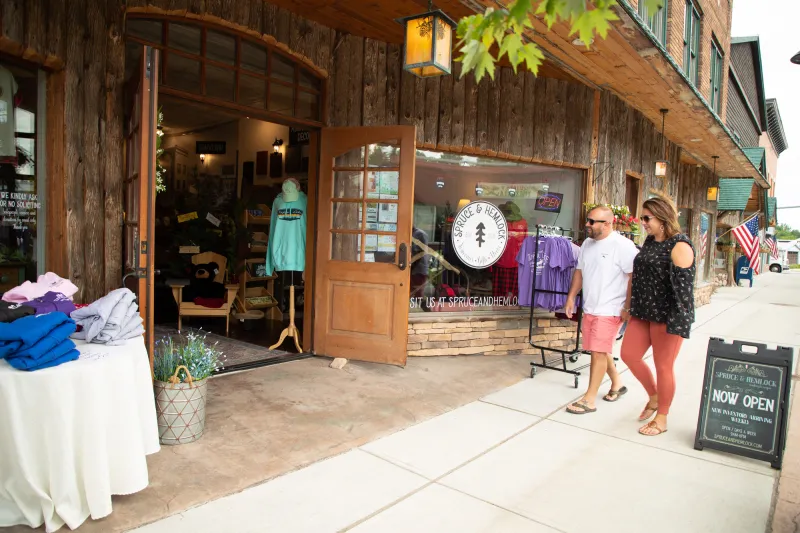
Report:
731,37,768,132
471,0,769,187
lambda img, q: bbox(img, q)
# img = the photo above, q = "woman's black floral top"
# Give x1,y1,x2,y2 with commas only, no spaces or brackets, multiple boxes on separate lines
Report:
630,234,695,338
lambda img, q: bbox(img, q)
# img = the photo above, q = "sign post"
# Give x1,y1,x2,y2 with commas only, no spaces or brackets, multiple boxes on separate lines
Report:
695,337,794,469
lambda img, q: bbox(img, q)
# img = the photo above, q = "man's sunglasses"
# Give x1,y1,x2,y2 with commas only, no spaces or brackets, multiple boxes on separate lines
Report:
586,218,606,225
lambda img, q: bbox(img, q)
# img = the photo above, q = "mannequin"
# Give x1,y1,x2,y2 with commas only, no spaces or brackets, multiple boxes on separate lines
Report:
265,178,307,352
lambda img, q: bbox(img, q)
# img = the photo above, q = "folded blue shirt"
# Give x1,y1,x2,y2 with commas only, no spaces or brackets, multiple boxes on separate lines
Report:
0,312,79,370
6,338,79,371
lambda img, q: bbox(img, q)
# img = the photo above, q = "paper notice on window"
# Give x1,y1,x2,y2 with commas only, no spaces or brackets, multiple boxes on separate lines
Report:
206,212,221,227
364,253,375,262
378,235,396,252
365,234,378,252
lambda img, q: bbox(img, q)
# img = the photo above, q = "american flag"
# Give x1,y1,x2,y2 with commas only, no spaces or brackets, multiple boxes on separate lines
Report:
766,234,779,259
732,216,761,275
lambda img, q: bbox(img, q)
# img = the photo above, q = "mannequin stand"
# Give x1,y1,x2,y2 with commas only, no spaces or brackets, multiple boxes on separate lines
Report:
270,284,303,352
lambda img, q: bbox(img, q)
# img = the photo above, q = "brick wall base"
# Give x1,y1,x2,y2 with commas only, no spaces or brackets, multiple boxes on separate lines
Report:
407,315,578,357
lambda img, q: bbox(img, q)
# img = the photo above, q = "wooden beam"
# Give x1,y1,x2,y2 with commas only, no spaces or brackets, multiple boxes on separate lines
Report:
585,89,601,206
104,0,125,295
46,70,68,279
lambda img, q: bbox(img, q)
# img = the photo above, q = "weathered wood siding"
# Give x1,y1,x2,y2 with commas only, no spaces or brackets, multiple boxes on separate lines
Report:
0,0,126,302
0,0,718,300
594,92,681,205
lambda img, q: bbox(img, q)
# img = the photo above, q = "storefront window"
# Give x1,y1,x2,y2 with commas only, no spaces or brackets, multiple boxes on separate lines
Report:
678,208,690,237
0,59,42,293
409,151,582,315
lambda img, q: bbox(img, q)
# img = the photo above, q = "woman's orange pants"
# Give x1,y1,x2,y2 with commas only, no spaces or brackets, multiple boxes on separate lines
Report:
620,317,684,415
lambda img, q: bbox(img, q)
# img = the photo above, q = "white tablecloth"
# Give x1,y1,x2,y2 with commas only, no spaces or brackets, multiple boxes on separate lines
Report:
0,336,159,532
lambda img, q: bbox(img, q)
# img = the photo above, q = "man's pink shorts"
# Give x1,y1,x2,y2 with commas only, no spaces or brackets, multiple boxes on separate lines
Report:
581,314,623,353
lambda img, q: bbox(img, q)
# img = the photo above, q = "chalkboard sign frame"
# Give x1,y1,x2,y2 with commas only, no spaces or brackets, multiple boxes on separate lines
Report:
694,337,794,469
196,141,226,155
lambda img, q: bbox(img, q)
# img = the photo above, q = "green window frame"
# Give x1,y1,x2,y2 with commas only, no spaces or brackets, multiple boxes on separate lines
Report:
683,1,701,86
710,39,723,113
639,0,668,45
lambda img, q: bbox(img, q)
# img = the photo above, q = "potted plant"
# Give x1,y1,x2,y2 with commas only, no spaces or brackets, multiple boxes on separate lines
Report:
152,331,226,445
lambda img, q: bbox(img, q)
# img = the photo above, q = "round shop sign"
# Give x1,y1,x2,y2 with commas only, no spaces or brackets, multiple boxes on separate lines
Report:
452,201,508,269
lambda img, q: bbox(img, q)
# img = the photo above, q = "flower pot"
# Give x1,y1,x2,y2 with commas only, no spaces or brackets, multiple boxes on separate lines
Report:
154,365,208,445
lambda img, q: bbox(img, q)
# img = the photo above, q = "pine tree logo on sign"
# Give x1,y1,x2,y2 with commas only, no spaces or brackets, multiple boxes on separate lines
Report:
452,201,508,269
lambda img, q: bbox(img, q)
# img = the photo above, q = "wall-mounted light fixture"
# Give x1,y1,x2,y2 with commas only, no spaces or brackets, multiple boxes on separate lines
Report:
398,1,456,78
707,155,719,201
475,184,484,196
457,198,470,211
436,178,445,188
273,138,284,152
654,109,669,178
508,187,516,197
199,154,206,164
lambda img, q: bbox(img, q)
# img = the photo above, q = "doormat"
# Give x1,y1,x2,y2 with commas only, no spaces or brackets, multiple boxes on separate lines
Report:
152,325,305,373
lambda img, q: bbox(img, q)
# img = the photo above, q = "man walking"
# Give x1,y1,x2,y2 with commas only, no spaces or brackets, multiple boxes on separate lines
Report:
564,206,638,414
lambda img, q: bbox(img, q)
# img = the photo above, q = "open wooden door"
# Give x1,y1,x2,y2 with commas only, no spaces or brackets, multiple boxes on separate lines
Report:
123,45,159,366
314,126,416,366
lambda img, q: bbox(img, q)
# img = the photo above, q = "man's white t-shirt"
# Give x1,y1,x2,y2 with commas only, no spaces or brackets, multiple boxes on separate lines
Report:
576,231,639,316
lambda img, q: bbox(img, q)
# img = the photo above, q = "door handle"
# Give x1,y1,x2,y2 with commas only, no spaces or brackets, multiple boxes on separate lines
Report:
398,243,408,271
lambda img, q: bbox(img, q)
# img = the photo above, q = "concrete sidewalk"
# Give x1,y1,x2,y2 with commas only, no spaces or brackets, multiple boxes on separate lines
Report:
130,273,800,533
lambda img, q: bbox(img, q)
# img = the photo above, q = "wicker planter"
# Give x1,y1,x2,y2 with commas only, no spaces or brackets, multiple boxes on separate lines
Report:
154,365,208,445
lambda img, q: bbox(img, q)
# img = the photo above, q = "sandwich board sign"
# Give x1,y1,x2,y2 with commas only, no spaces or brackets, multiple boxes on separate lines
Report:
694,337,794,469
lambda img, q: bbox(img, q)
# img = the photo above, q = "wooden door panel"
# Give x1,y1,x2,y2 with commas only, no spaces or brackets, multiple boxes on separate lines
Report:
328,281,395,337
123,45,159,368
314,126,415,366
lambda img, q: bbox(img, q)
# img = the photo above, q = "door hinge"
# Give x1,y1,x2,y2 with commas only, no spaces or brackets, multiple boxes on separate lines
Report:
140,240,148,254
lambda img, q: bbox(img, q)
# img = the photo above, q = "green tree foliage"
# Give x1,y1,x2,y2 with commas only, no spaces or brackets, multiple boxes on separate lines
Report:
457,0,664,81
775,223,800,240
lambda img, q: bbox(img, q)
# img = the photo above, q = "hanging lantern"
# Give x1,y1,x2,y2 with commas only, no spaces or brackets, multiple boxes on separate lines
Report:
399,3,456,78
707,155,719,201
654,109,669,178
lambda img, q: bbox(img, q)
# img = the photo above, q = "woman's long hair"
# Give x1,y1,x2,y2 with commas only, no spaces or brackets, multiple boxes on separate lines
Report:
642,195,681,238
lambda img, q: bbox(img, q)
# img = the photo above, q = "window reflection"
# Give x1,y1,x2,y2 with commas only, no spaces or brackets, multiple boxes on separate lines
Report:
409,151,581,314
0,61,40,287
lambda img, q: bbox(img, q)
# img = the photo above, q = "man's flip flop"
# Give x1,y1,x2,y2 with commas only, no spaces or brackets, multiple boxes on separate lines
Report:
603,386,628,402
566,400,596,414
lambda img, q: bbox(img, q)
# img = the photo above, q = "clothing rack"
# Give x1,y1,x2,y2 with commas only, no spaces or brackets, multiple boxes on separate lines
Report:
527,224,588,388
527,226,637,387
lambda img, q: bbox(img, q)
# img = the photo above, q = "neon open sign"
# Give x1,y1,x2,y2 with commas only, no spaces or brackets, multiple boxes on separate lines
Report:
534,192,564,213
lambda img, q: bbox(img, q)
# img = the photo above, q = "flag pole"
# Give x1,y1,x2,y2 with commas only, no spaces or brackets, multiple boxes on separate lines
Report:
714,212,760,243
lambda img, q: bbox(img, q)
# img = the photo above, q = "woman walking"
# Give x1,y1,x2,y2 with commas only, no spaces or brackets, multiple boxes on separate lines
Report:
620,195,695,436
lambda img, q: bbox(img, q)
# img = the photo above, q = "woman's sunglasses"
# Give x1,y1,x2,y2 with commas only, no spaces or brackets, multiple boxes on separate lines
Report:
640,215,656,222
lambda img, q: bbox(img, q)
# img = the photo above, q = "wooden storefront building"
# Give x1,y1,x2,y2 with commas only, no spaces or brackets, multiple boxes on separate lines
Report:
0,0,768,366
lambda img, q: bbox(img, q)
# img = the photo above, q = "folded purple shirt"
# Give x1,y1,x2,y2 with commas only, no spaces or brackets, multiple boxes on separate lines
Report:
22,291,77,316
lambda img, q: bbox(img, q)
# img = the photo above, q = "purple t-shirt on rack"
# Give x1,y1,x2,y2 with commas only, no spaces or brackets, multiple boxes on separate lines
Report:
516,237,577,309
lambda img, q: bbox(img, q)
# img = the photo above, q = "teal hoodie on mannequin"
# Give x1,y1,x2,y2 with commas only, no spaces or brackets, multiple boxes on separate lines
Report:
264,190,307,276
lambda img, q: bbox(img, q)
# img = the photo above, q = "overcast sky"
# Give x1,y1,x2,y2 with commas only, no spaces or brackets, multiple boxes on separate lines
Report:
731,0,800,230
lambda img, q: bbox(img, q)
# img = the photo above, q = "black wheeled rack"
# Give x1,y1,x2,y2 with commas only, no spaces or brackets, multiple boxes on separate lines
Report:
527,225,588,388
527,226,638,388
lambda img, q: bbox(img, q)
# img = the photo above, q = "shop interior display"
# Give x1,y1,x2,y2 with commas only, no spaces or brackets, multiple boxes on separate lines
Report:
264,178,307,353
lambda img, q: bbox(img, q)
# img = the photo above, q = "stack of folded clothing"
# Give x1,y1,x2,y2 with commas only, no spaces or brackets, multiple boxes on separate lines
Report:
22,291,77,316
2,272,79,304
70,288,144,345
0,312,79,371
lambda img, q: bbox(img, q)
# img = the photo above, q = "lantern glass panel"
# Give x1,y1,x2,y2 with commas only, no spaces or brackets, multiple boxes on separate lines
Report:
434,16,453,71
405,15,434,67
654,160,668,177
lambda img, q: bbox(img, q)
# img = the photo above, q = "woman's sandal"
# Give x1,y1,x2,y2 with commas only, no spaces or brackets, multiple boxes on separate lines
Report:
639,420,668,436
566,400,597,414
603,386,628,402
638,403,658,421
